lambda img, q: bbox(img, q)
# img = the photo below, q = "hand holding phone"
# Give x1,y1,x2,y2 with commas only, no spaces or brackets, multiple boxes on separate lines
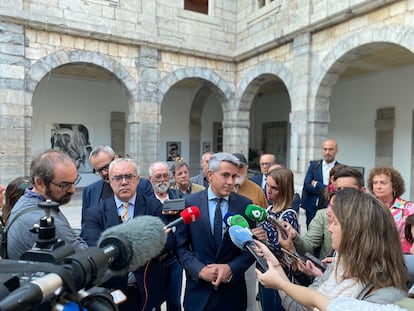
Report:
304,252,327,272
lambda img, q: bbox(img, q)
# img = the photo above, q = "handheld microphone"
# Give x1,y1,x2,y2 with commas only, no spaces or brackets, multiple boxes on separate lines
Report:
0,216,167,311
229,225,268,273
228,214,249,228
163,206,200,230
245,204,289,239
222,212,235,227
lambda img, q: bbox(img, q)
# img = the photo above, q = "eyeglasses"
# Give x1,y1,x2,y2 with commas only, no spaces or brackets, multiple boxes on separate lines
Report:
153,173,170,181
50,175,81,192
92,163,111,175
260,162,272,167
111,174,136,184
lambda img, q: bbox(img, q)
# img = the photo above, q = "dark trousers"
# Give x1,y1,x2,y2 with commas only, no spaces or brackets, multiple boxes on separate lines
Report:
258,283,285,311
164,258,183,311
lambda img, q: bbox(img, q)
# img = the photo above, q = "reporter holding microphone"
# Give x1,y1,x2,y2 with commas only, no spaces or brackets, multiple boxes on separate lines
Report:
257,167,299,311
256,188,408,310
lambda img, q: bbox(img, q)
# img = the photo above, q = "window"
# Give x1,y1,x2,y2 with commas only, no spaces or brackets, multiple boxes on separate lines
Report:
213,122,223,152
184,0,209,15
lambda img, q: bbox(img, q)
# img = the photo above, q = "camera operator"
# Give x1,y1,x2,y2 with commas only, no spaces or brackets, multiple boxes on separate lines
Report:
7,150,88,260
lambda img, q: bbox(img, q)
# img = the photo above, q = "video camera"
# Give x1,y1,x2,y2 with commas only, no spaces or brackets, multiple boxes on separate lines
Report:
0,200,120,311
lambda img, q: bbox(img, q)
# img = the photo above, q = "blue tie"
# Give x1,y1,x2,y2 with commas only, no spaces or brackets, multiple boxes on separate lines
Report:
213,198,223,249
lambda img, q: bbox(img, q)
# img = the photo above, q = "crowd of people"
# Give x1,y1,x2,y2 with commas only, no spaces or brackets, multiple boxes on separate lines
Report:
0,140,413,311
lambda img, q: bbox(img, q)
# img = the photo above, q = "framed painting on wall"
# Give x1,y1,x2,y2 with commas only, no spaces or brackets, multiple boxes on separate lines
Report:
167,141,181,161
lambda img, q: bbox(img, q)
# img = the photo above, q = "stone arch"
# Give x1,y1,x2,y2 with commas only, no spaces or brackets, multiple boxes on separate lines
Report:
236,60,293,111
24,49,137,170
313,24,414,111
25,49,137,98
236,61,294,166
158,67,234,109
159,67,233,170
305,24,414,163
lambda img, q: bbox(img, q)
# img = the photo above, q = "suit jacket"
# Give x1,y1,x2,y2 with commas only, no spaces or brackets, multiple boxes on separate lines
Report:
81,177,153,225
175,190,255,311
81,193,174,311
301,160,339,212
190,173,209,188
250,173,265,190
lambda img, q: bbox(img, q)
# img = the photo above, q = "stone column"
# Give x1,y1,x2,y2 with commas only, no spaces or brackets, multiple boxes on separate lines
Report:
222,107,250,156
130,47,161,177
290,33,323,175
0,22,28,183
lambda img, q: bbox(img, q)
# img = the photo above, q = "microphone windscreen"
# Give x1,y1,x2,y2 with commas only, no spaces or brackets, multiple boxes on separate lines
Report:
223,212,236,227
245,204,267,222
229,214,249,228
180,206,200,224
98,215,166,275
229,225,253,250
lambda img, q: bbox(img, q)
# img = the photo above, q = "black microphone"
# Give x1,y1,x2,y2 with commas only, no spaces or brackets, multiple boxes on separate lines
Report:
0,215,166,311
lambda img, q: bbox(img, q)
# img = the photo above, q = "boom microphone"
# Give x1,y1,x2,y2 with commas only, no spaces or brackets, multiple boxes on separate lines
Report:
0,216,167,311
163,206,200,230
229,225,268,273
245,204,289,239
99,215,167,275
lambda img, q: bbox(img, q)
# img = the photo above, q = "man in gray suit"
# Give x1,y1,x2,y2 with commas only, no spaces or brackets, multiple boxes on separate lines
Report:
190,151,214,188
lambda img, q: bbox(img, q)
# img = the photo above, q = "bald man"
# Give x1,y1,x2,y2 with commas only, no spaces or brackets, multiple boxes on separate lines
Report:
301,139,340,227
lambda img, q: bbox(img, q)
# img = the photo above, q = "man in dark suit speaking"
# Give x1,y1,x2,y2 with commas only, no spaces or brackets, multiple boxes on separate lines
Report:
301,139,339,227
176,153,255,311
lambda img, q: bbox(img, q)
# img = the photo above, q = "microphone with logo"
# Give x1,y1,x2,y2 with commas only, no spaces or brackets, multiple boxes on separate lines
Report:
229,225,268,273
0,215,167,311
245,204,289,239
225,213,278,254
163,206,200,230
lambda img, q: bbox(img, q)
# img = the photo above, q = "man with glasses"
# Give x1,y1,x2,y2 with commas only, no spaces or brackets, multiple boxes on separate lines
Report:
250,153,277,193
81,146,152,226
7,150,88,259
81,158,174,311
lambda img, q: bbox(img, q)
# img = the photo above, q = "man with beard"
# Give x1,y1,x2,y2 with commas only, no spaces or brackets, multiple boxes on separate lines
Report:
7,150,88,259
148,161,184,311
81,145,152,226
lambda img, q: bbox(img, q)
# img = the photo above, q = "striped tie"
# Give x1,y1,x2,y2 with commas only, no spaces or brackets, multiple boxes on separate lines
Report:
121,202,130,223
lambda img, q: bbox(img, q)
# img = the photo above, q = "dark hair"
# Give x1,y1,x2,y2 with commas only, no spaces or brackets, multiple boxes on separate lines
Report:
333,166,365,188
30,150,76,186
405,214,414,245
171,160,189,176
2,176,32,224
